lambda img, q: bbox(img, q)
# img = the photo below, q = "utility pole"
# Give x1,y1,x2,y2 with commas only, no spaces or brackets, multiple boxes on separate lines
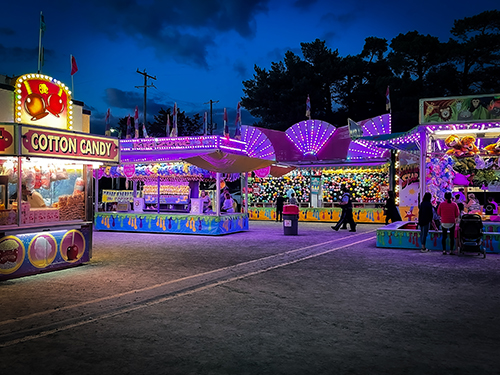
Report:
204,99,219,135
135,69,157,129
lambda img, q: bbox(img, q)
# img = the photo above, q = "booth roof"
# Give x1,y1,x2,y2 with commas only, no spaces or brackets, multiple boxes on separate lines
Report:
121,148,274,174
183,150,274,174
359,128,421,153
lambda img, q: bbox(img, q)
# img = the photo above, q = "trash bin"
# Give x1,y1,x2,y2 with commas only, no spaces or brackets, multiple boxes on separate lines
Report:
283,204,299,235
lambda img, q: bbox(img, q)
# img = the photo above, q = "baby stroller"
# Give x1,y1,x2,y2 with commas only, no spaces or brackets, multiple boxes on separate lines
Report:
457,214,485,258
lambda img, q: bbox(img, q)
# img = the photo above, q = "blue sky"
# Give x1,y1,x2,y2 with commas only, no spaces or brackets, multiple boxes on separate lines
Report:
1,0,497,135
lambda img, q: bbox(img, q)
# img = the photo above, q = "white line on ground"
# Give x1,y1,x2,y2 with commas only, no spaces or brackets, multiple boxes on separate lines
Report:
0,232,375,348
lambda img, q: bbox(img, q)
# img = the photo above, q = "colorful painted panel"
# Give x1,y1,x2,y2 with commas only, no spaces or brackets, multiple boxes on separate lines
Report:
249,207,386,223
0,225,91,281
376,222,500,254
94,212,249,235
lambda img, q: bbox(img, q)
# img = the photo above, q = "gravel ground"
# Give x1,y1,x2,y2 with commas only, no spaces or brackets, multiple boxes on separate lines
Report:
1,221,500,375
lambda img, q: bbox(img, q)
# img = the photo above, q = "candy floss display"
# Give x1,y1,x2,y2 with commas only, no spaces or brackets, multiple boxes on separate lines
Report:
376,93,500,254
0,73,119,280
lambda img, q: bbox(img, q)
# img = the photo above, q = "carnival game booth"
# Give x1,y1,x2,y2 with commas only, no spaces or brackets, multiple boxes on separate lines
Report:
248,115,392,224
0,73,119,281
376,94,500,254
94,126,275,235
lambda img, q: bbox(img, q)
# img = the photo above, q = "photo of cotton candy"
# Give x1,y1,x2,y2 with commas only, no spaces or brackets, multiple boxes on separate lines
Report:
33,236,53,263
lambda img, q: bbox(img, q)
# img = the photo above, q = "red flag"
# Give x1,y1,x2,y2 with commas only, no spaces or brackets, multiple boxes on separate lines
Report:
223,108,229,139
126,115,131,139
385,86,391,112
134,106,140,138
70,55,78,75
166,114,171,137
104,108,111,136
234,102,241,140
305,95,311,119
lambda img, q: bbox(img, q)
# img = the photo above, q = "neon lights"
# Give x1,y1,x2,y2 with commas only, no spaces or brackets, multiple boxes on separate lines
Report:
285,120,336,156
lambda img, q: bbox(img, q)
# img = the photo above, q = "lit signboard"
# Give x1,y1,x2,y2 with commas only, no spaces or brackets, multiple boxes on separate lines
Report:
21,125,119,163
14,74,73,130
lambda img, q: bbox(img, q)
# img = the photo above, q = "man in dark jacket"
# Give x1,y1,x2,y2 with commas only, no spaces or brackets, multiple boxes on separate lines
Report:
332,187,356,232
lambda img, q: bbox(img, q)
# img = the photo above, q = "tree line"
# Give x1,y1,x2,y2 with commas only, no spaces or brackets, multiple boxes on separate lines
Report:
241,10,500,133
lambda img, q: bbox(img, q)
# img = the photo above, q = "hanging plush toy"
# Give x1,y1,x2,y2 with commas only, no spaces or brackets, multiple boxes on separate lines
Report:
445,135,463,156
484,139,500,155
460,135,479,156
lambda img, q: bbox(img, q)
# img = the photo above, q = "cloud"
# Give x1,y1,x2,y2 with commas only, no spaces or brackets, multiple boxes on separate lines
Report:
233,60,248,78
320,12,357,27
292,0,318,11
82,0,270,68
0,27,15,36
0,44,37,64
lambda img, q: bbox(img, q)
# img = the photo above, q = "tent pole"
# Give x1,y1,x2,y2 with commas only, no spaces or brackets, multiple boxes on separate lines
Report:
216,172,221,216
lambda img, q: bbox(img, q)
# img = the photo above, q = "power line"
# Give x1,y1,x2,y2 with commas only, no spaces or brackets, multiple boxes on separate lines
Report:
135,69,157,127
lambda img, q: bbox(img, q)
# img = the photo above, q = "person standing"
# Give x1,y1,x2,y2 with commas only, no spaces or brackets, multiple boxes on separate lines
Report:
418,192,434,252
384,191,402,224
484,196,498,215
437,192,460,255
289,193,298,205
331,187,356,232
275,193,285,222
221,192,235,213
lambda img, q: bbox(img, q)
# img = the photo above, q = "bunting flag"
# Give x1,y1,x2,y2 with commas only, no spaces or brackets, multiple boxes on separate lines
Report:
126,115,131,139
70,55,78,75
203,112,208,136
305,95,311,119
142,123,149,138
134,106,139,138
40,12,46,36
223,108,229,139
104,108,111,136
385,86,391,112
170,102,178,137
234,102,242,140
166,114,171,137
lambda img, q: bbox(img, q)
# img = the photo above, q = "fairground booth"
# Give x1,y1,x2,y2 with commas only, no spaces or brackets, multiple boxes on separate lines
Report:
376,93,500,254
247,115,393,224
93,126,275,235
0,73,119,280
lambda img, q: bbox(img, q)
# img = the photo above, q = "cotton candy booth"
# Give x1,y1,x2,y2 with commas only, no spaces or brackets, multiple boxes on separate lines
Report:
376,94,500,253
248,115,392,223
93,127,275,235
0,73,119,280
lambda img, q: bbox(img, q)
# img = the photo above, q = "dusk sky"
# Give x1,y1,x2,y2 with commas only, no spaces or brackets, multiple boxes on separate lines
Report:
1,0,497,136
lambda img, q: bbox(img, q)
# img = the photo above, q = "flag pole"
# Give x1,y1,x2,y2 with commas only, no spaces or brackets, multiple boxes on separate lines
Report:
70,55,74,96
38,12,43,73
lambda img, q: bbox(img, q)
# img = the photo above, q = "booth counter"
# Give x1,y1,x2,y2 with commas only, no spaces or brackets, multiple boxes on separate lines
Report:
377,221,500,254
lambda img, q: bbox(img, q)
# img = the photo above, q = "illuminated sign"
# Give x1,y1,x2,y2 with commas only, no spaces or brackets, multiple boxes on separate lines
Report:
21,126,119,163
120,136,218,151
420,94,500,124
0,125,15,155
14,74,73,130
